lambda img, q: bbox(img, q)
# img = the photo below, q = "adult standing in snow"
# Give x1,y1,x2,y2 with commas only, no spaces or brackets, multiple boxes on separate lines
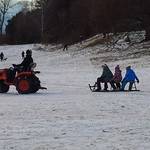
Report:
63,44,68,51
13,49,33,71
22,51,25,59
0,52,4,61
121,66,139,91
113,65,122,89
96,64,116,91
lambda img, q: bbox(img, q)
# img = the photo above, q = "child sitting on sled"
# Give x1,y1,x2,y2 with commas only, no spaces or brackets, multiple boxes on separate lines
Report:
121,66,139,91
95,64,116,91
113,65,122,90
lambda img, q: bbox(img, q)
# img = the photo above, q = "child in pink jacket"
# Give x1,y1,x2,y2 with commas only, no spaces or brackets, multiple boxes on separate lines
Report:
113,65,122,89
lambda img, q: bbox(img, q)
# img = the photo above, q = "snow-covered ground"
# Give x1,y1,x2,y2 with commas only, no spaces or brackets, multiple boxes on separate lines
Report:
0,38,150,150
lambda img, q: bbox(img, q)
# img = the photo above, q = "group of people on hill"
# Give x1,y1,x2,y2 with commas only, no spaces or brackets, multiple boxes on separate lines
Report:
15,50,140,92
2,47,140,92
95,64,139,91
0,49,32,65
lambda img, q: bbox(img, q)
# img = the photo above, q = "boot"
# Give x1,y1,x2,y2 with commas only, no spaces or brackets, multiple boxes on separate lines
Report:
103,82,108,91
129,82,133,91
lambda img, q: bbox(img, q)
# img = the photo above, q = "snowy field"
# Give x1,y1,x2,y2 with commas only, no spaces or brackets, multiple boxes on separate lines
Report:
0,42,150,150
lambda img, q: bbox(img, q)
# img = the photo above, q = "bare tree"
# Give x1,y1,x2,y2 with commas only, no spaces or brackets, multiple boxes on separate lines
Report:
34,0,49,39
0,0,12,35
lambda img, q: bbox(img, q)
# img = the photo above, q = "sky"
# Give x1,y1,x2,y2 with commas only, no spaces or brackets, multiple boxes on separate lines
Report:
11,0,32,5
13,0,32,2
3,0,31,32
8,0,33,18
2,0,33,32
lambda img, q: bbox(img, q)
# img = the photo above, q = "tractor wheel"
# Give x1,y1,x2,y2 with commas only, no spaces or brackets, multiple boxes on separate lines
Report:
0,80,9,93
29,75,41,93
16,77,31,94
16,75,40,94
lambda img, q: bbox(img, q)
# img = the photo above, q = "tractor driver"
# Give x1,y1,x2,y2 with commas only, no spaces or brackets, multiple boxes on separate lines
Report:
13,49,33,71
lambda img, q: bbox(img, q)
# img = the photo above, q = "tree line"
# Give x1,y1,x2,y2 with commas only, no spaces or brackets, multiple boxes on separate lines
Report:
4,0,150,44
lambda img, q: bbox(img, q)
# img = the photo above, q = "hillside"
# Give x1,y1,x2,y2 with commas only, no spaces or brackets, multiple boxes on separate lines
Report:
0,32,150,149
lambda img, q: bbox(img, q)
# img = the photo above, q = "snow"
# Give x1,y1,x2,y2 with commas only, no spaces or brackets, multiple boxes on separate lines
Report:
0,35,150,149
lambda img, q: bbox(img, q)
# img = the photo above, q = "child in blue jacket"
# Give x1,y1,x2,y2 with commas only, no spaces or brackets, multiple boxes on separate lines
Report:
121,66,139,91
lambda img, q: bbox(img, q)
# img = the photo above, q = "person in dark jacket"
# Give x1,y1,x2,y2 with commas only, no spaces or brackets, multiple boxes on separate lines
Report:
21,51,25,59
63,44,68,51
14,49,33,71
96,64,116,91
0,52,4,61
113,65,122,89
121,66,139,91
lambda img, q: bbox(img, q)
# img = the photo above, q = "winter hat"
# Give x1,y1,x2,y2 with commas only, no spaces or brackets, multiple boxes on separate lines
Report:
126,66,131,70
115,65,119,69
102,64,105,68
26,49,32,55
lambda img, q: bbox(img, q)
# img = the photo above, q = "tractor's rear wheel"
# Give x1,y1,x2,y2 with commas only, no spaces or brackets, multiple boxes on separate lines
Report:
30,75,41,93
16,76,40,94
0,80,9,93
16,77,31,94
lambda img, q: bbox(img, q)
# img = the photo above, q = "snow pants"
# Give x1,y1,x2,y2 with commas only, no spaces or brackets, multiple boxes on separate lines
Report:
121,80,134,91
97,77,116,90
114,82,121,89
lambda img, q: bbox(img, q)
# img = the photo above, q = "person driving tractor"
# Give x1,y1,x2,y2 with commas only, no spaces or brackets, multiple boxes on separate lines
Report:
0,49,46,94
14,49,33,71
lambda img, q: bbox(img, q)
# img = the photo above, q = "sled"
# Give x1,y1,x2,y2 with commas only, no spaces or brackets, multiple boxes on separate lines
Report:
3,58,7,61
88,84,140,92
88,83,97,92
90,89,140,92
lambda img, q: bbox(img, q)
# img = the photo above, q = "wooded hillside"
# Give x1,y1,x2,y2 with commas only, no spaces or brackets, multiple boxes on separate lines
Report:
5,0,150,44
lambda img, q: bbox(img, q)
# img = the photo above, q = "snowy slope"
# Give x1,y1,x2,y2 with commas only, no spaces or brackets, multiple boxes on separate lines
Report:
0,41,150,150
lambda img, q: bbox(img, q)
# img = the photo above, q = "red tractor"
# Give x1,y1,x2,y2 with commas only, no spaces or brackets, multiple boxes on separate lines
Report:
0,63,46,94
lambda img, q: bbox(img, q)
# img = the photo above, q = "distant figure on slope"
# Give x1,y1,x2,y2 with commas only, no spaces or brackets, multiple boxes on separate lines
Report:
22,51,25,59
14,49,33,71
0,52,4,61
121,66,139,91
63,44,68,51
95,64,116,91
80,35,84,44
103,32,106,38
113,65,122,90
